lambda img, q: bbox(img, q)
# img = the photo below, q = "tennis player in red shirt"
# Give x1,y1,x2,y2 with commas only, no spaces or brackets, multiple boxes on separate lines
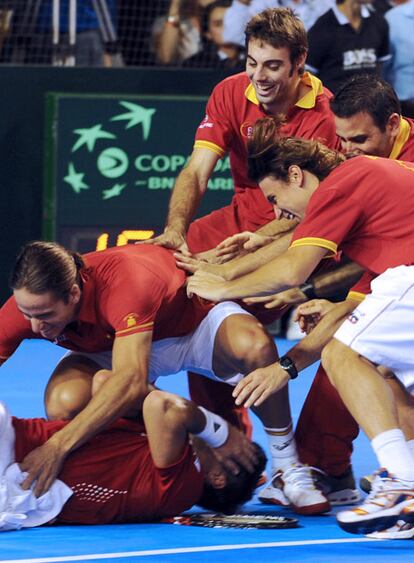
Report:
0,241,329,515
187,117,414,534
0,391,265,528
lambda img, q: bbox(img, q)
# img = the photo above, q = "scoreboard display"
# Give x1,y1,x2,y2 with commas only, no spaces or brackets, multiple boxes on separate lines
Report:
44,93,233,253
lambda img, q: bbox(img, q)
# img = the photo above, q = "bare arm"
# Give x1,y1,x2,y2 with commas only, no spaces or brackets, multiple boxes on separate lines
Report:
20,330,154,495
233,297,359,407
143,148,219,251
143,389,257,473
243,260,364,308
187,245,329,302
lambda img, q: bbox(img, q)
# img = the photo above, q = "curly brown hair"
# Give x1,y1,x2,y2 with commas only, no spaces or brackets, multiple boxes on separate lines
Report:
247,116,345,183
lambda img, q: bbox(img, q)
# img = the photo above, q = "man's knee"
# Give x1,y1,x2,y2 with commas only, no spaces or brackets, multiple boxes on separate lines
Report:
232,324,276,368
321,338,352,388
45,376,92,420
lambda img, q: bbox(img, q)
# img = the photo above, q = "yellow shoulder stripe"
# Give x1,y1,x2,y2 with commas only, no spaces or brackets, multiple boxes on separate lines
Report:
290,237,337,255
194,140,225,158
346,291,366,303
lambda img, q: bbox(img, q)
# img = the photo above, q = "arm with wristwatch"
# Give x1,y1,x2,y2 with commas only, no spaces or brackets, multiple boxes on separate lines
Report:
232,296,361,408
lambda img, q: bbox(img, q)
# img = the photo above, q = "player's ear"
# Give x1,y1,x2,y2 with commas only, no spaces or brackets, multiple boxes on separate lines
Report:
386,113,400,137
69,283,81,305
209,471,227,489
288,165,303,187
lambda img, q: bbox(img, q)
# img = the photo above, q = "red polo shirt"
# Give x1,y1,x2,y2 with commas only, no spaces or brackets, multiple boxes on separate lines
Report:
0,245,211,361
291,156,414,274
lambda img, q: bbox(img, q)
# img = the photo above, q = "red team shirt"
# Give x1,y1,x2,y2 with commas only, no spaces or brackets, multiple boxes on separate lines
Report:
291,156,414,275
187,72,340,252
389,117,414,161
13,417,203,524
0,245,211,361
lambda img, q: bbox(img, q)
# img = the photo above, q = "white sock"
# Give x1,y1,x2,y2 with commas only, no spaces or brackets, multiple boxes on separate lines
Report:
265,423,298,473
371,429,414,482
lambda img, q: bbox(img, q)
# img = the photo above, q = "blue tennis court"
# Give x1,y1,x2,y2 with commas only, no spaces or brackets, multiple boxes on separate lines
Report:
0,338,410,562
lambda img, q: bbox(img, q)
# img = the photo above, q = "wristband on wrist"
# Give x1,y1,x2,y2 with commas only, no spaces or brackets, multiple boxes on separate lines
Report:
299,280,317,300
195,406,229,448
166,14,180,27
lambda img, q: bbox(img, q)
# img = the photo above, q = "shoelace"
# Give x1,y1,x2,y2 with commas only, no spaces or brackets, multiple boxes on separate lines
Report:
365,473,413,507
282,464,323,491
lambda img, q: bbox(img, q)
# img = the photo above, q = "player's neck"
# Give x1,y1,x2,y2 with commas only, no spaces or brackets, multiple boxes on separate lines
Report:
264,76,307,116
337,2,362,31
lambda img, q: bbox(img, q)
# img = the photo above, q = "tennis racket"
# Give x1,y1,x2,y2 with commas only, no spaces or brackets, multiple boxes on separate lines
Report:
163,512,299,529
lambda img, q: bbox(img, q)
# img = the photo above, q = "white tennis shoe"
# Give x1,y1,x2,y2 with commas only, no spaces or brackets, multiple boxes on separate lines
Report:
259,463,331,515
337,469,414,535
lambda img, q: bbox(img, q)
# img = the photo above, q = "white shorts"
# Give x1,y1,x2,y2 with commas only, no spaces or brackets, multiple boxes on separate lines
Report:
62,301,252,386
334,265,414,392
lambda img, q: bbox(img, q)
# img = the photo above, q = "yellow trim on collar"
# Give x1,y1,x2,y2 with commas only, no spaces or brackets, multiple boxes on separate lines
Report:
347,291,366,303
244,72,322,109
389,117,411,160
290,237,337,255
194,140,226,158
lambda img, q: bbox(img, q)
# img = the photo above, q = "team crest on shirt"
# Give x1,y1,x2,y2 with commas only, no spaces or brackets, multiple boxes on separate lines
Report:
240,122,254,139
123,313,140,328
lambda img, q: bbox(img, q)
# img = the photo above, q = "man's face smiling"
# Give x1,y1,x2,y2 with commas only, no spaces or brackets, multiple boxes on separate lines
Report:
335,111,399,157
259,168,317,221
246,40,303,113
14,286,80,340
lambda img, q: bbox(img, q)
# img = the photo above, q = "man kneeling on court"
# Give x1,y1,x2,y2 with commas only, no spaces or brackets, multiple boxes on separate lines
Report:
0,241,328,515
0,391,266,529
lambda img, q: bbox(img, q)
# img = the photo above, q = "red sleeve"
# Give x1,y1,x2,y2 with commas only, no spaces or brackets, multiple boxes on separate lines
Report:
0,296,35,361
347,270,376,302
291,184,363,256
194,78,236,157
102,261,170,338
155,443,204,516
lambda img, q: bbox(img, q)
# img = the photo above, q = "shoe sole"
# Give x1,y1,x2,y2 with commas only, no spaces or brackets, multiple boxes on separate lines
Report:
259,497,290,508
338,514,400,535
260,496,331,515
328,489,361,506
292,500,331,516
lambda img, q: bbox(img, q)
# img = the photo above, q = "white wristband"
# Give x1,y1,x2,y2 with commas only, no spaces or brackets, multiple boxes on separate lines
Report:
195,407,229,448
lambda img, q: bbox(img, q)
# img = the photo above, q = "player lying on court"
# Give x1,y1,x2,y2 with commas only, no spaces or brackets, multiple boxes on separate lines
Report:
0,390,266,530
0,241,329,514
185,116,414,535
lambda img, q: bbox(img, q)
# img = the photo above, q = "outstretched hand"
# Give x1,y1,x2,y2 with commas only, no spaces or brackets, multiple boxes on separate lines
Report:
137,229,189,253
215,231,273,261
294,299,336,334
19,440,67,497
243,286,308,309
232,363,290,408
186,271,227,301
214,424,259,475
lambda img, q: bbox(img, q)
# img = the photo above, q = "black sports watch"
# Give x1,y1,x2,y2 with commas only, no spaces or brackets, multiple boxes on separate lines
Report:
278,355,299,380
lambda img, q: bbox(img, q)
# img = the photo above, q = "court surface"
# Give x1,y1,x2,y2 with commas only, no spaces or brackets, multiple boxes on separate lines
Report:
0,339,411,562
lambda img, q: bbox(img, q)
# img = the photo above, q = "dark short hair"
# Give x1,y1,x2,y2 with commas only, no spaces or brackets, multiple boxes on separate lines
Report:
247,116,344,184
331,74,401,131
197,442,267,514
202,0,232,35
245,8,308,70
10,241,84,303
